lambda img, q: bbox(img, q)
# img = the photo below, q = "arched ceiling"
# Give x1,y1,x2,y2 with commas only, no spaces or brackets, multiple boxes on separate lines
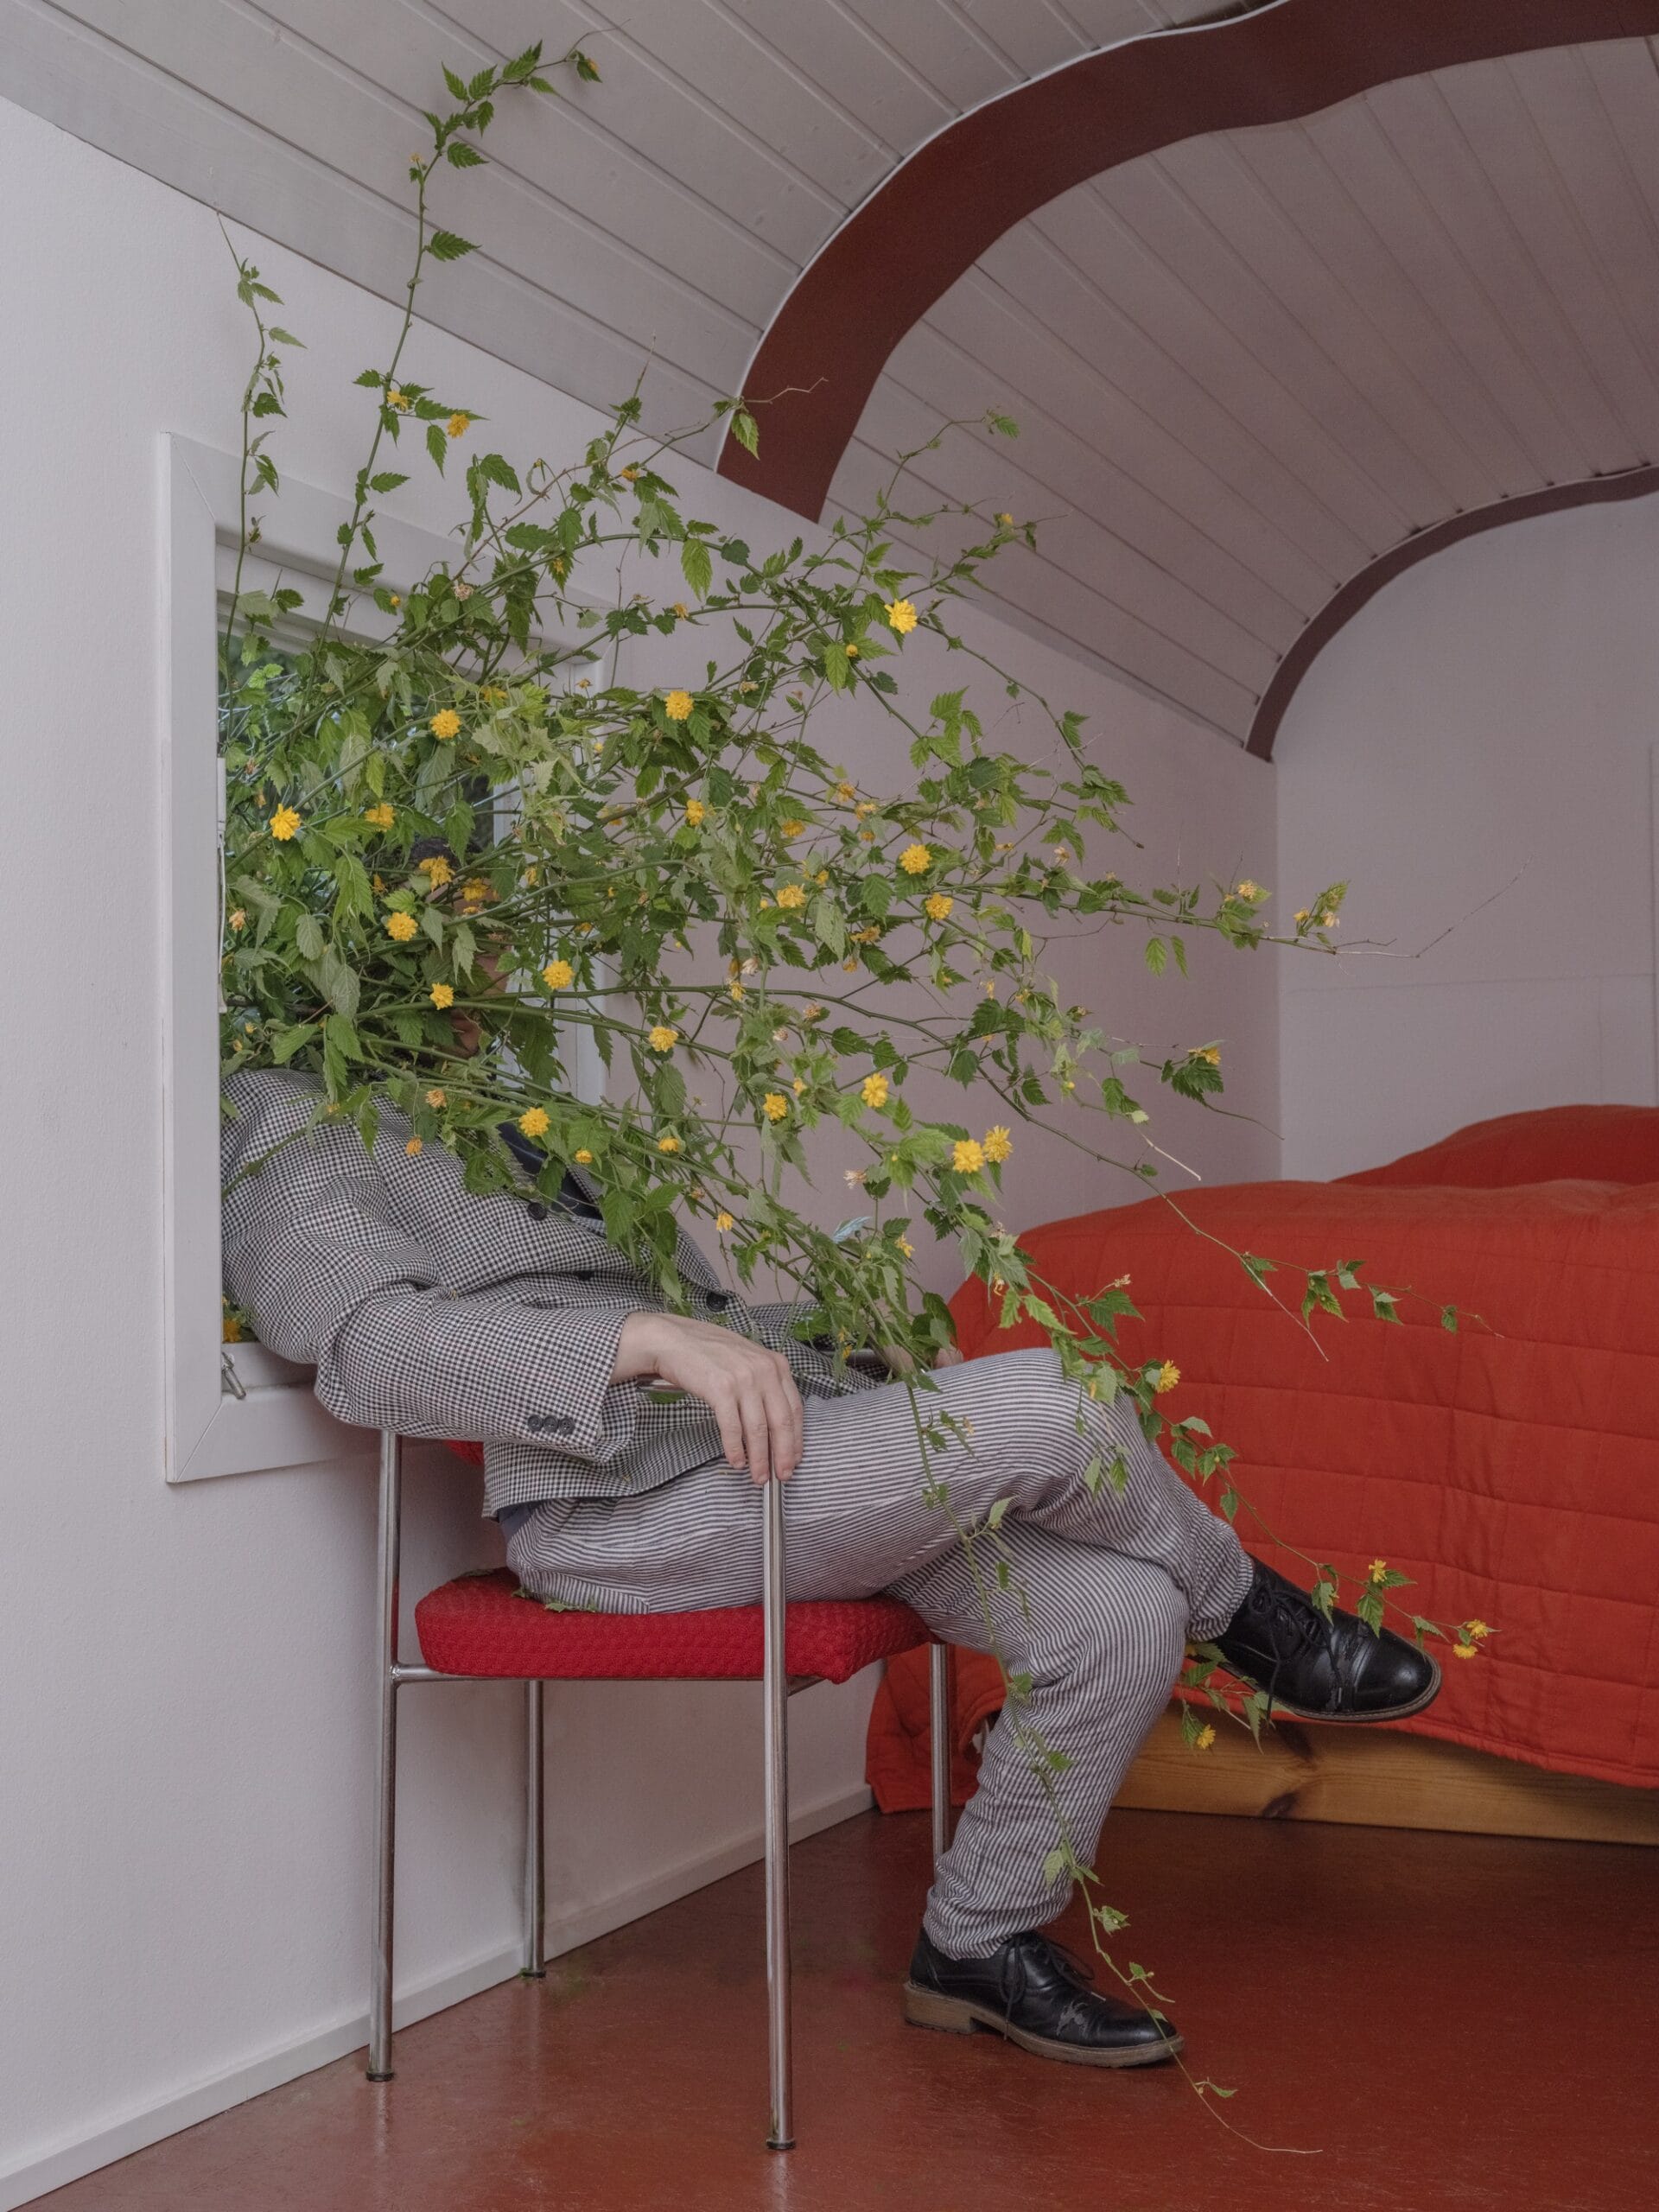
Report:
12,0,1659,747
716,0,1659,747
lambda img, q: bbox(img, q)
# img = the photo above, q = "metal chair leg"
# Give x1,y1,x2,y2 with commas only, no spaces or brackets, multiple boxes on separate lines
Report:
760,1476,794,2152
367,1430,403,2081
523,1679,546,1978
928,1642,951,1863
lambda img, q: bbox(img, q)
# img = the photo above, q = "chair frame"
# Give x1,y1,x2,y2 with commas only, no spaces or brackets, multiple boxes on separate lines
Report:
366,1430,950,2151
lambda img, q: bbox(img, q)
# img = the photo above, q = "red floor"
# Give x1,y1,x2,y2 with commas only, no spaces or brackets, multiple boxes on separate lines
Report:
35,1807,1658,2211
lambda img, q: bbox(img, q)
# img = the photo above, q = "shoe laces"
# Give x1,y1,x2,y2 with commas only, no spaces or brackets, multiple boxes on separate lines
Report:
1247,1575,1330,1656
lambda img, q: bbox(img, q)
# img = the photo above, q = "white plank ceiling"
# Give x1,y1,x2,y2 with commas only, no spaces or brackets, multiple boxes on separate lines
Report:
828,36,1659,739
0,0,1231,441
5,3,1657,740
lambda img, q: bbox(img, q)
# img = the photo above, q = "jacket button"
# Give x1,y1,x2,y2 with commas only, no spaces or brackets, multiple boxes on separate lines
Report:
706,1291,731,1311
526,1413,575,1437
527,1201,549,1221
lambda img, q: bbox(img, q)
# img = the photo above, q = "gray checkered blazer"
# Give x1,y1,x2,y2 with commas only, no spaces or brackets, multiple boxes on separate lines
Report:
221,1069,874,1515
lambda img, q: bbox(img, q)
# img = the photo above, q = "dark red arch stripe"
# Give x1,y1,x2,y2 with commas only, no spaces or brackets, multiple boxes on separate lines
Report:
1245,462,1659,754
718,0,1659,522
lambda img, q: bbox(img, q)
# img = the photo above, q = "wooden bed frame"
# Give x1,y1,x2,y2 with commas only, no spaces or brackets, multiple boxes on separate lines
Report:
1118,1704,1659,1847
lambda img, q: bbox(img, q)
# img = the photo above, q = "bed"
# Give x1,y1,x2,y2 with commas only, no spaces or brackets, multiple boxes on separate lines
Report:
866,1105,1659,1816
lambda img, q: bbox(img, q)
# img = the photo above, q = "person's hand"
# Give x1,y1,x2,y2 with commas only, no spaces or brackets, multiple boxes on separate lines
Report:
613,1312,804,1483
874,1340,965,1376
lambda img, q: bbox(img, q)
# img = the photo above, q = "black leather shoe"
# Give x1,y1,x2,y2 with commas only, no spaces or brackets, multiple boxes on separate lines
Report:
905,1929,1182,2068
1214,1557,1441,1721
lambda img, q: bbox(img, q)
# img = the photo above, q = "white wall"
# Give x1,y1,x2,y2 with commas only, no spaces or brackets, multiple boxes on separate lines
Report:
0,99,1275,2205
1275,496,1659,1181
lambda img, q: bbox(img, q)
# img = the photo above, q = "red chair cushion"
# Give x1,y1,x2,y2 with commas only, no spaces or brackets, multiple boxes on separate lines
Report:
416,1568,931,1684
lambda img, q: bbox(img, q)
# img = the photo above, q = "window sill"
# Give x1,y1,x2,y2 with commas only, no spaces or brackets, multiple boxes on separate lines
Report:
178,1340,371,1484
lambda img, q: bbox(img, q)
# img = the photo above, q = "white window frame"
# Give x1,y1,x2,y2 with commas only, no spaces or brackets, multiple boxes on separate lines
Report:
160,432,604,1481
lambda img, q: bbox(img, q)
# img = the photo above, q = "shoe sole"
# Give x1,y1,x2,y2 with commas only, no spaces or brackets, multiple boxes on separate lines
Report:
903,1982,1184,2068
1264,1653,1444,1725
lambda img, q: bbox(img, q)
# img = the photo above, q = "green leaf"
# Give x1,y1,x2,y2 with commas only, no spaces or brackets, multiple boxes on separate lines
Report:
730,408,760,456
446,141,486,168
680,537,713,600
428,230,477,262
270,1022,316,1065
294,914,325,962
370,472,409,494
1144,936,1167,976
426,423,447,470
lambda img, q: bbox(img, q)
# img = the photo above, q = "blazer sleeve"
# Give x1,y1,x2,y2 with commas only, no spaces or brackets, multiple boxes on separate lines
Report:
220,1076,639,1458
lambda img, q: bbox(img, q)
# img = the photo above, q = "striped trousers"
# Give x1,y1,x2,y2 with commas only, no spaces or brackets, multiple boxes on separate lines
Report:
507,1346,1252,1957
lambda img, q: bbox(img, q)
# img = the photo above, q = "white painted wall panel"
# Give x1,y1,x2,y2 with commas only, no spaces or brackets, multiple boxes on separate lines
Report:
1276,493,1659,1181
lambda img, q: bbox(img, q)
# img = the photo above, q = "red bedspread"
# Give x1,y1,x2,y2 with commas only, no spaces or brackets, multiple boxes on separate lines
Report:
867,1108,1659,1802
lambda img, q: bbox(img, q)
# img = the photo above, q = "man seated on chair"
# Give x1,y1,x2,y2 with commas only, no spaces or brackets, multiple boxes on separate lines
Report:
223,1063,1440,2069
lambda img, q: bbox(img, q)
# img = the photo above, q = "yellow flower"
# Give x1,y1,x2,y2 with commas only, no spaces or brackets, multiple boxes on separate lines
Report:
429,709,461,740
1154,1360,1181,1395
1294,908,1311,925
385,910,419,942
454,581,474,600
855,800,878,818
715,1210,735,1232
1196,1045,1221,1067
684,799,706,827
460,878,491,909
779,819,804,839
1452,1642,1478,1660
1368,1558,1389,1585
995,510,1014,525
405,1136,423,1156
844,642,860,659
658,1134,683,1153
518,1108,550,1140
858,830,875,844
664,689,694,722
619,465,640,482
222,1312,243,1344
1235,880,1265,901
228,908,246,932
364,803,395,829
1194,1724,1217,1752
861,1072,889,1109
523,865,538,887
836,781,857,802
982,1125,1013,1163
777,883,807,910
925,893,953,921
804,1003,824,1021
671,601,689,619
791,1077,806,1096
542,959,574,990
388,594,402,609
574,1148,594,1166
899,843,931,875
386,386,410,410
429,982,454,1009
762,1093,789,1122
647,1025,678,1054
425,1089,446,1108
1466,1618,1491,1641
885,598,918,634
728,982,746,1001
418,854,454,887
953,1138,985,1174
445,411,471,439
269,804,302,842
897,1236,914,1259
1320,911,1340,928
